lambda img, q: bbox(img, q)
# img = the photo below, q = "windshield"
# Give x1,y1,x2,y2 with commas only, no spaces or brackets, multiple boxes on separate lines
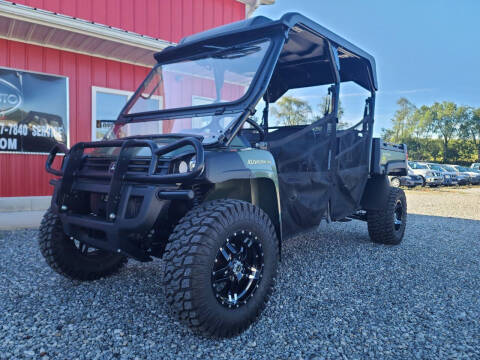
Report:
409,162,428,169
105,113,242,144
443,165,457,172
124,39,271,115
430,164,444,171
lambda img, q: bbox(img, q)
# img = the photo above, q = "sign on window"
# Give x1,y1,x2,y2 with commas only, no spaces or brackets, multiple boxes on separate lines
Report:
0,67,68,153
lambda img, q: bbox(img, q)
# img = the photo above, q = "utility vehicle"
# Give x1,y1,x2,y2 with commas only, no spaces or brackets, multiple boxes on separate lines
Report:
40,13,408,338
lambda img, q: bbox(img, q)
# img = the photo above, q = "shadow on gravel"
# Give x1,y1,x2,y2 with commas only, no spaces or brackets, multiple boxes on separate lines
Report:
1,213,479,359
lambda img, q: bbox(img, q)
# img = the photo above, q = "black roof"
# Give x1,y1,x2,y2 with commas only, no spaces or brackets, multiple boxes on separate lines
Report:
178,13,377,92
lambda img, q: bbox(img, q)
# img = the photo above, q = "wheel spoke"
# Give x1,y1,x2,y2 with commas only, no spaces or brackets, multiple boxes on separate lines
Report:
212,275,230,284
79,242,89,254
212,265,230,280
219,247,232,261
247,267,260,280
225,242,238,255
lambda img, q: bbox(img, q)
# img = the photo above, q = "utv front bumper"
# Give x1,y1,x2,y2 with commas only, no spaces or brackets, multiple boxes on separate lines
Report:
46,137,204,261
51,182,171,260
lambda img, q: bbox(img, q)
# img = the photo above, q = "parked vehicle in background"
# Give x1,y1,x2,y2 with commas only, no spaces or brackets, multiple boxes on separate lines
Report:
451,165,480,185
408,161,443,187
471,163,480,170
426,163,458,186
442,165,470,185
390,169,423,188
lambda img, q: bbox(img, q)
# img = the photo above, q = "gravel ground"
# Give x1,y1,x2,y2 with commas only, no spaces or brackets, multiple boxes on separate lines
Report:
1,188,479,359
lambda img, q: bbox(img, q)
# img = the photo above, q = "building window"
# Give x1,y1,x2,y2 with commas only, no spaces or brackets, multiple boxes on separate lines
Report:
91,86,162,141
192,96,215,128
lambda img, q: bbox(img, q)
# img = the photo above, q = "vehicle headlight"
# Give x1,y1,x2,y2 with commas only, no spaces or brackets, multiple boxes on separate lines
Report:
178,160,189,174
189,156,196,171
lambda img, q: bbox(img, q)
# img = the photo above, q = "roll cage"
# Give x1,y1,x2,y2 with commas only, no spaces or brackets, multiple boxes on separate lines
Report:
117,12,377,146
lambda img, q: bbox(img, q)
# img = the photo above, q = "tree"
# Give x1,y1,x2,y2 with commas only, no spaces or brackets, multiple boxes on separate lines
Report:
429,101,464,163
410,105,433,140
318,96,344,120
390,98,417,143
271,96,312,126
459,107,480,161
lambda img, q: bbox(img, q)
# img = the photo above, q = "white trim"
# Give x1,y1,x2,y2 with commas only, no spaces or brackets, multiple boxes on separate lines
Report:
91,86,163,141
0,1,173,67
91,86,133,141
0,1,172,51
0,34,155,68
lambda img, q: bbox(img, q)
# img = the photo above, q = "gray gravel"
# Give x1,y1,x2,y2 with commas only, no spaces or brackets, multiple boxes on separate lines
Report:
1,189,479,359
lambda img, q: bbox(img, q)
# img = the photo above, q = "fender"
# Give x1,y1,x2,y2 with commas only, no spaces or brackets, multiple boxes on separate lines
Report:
202,148,283,247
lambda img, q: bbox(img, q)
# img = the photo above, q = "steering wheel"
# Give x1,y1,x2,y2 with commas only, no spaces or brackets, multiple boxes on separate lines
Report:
245,117,266,141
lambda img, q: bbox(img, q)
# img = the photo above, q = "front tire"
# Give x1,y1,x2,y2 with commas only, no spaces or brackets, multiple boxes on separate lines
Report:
420,176,426,187
367,187,407,245
39,208,127,280
162,199,279,338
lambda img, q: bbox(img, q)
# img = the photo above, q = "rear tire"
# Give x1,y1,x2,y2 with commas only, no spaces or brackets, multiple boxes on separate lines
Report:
367,187,407,245
162,199,279,338
39,208,127,281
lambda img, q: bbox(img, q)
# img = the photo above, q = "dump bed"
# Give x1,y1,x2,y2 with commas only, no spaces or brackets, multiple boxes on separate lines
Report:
371,138,408,176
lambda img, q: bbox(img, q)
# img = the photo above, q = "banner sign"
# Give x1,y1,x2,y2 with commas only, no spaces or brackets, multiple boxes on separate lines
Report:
0,68,68,153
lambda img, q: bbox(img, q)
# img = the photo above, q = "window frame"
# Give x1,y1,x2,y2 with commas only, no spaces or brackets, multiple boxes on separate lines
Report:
91,86,162,141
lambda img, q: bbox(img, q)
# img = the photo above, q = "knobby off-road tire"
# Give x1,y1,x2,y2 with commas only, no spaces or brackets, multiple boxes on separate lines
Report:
39,208,127,281
162,199,279,338
367,187,407,245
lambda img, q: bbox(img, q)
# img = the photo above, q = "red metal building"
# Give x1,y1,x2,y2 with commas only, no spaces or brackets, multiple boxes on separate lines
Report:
0,0,272,209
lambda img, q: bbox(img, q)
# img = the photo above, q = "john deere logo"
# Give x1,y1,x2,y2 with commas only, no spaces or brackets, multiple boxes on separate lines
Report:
0,79,22,116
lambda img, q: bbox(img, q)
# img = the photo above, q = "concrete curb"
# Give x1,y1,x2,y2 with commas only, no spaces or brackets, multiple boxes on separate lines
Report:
0,196,51,212
0,211,45,230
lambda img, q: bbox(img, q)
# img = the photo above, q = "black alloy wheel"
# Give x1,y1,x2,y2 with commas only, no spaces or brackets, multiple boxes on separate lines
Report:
393,200,404,232
211,231,264,308
390,177,401,187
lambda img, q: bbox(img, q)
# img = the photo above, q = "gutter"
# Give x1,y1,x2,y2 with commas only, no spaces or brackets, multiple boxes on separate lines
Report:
0,1,172,51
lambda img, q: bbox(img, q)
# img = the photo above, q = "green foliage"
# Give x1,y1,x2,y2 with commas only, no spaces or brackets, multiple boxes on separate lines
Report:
318,96,344,120
271,96,312,126
383,98,480,164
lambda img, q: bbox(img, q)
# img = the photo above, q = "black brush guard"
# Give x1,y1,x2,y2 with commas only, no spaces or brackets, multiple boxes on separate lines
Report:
46,137,204,261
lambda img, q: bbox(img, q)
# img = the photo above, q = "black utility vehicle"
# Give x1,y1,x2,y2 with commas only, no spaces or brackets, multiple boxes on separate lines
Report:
40,13,408,337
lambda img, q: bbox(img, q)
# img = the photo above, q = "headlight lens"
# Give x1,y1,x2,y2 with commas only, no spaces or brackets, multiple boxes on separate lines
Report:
178,160,189,174
189,156,196,171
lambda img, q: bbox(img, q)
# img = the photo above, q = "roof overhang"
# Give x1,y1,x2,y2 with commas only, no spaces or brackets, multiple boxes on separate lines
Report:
0,1,173,67
236,0,276,17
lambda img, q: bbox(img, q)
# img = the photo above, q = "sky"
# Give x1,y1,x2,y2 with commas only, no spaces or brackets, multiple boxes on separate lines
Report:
255,0,480,135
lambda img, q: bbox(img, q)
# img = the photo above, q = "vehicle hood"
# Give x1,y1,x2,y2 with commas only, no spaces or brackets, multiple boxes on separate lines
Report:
88,136,201,159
